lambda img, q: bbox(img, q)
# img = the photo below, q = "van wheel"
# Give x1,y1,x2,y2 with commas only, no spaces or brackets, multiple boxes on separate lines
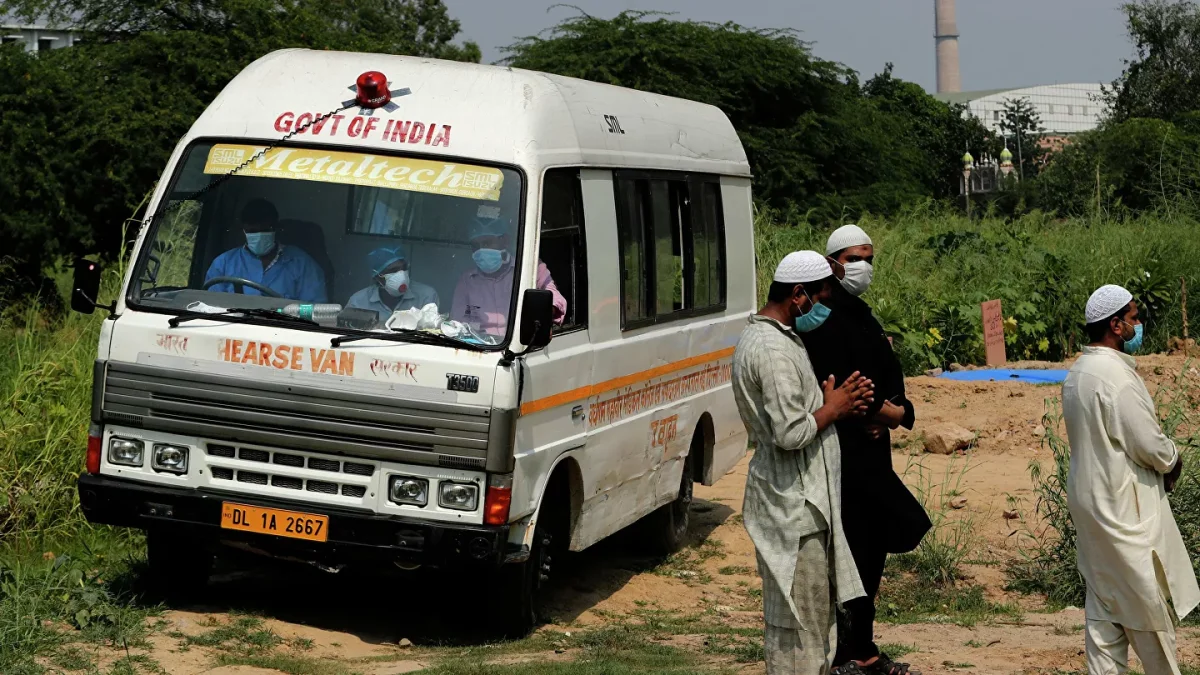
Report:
145,530,213,602
484,476,568,639
485,523,552,639
640,451,694,556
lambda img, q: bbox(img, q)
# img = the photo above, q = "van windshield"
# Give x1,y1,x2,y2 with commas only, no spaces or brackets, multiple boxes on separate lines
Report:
129,141,525,346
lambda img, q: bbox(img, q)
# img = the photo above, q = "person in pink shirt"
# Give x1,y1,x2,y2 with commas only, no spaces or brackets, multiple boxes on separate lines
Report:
451,216,567,338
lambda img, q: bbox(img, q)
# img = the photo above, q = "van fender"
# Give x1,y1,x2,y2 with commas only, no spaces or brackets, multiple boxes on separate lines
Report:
508,449,584,555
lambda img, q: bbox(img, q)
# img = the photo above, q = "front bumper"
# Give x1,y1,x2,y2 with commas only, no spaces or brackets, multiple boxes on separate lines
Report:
78,473,511,568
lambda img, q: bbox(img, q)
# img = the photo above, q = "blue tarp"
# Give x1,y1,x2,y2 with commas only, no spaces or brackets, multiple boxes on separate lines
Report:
938,368,1069,384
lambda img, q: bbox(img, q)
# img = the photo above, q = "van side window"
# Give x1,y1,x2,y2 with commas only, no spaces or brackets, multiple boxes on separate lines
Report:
540,169,587,332
694,182,725,308
614,172,726,329
616,178,652,322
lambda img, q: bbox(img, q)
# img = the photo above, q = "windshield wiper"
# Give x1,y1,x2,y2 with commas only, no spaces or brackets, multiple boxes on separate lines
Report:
330,328,486,351
168,307,318,328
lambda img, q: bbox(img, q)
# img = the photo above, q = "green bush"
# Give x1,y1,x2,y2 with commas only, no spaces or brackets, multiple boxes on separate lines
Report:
754,205,1200,374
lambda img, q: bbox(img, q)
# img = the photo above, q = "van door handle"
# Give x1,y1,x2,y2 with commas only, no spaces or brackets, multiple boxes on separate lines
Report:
571,405,585,422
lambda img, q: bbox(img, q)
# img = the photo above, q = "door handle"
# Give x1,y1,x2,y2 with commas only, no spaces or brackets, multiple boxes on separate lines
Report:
571,405,585,422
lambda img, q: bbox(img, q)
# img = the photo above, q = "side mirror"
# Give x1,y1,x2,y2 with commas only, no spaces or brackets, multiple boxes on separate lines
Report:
71,259,103,314
519,288,554,349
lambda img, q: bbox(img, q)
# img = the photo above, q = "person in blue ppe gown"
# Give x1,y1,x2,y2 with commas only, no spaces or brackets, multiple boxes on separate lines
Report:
204,199,327,302
346,245,440,323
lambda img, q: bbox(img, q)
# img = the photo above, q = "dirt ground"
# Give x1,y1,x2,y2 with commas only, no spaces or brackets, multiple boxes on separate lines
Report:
122,354,1200,674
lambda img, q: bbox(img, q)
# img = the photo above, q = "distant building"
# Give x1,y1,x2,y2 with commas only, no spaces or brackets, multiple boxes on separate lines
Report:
1,20,79,52
934,83,1107,136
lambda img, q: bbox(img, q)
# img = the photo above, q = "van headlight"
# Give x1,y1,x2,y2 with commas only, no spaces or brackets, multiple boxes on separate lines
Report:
108,438,144,467
439,481,478,511
152,444,189,474
389,476,429,507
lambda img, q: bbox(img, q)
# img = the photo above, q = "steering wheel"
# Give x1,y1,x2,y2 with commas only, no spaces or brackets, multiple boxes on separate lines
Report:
202,276,283,298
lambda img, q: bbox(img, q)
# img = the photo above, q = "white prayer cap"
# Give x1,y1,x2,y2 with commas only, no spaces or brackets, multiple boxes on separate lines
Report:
1085,284,1134,324
774,251,833,284
826,224,873,255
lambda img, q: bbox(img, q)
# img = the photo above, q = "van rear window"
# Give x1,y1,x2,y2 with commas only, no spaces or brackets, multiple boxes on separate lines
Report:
614,173,726,329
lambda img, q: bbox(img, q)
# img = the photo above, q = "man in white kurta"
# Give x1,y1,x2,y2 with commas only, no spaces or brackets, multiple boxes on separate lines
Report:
1063,284,1200,675
733,251,872,675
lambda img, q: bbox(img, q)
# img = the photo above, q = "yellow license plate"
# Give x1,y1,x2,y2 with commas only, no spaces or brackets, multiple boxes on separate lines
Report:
220,502,329,542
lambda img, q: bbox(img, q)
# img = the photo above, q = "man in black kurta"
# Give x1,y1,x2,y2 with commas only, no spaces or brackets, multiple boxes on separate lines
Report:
798,225,931,675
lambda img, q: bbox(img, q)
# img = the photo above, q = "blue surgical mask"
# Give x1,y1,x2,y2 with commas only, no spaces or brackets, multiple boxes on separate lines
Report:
794,290,832,332
473,248,506,274
244,231,275,257
1122,322,1144,354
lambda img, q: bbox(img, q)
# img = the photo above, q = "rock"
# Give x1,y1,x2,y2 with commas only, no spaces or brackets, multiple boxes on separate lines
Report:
948,363,965,372
399,638,413,648
555,648,566,654
1167,336,1196,355
949,496,968,510
923,423,976,455
1003,510,1020,520
924,368,944,378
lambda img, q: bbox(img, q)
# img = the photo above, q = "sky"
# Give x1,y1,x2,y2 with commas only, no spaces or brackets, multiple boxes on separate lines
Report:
442,0,1134,93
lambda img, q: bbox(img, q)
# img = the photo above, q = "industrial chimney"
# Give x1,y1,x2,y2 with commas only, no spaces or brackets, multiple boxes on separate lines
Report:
935,0,962,93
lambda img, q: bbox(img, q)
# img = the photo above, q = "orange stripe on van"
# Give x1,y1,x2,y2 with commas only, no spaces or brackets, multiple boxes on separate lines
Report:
519,346,736,416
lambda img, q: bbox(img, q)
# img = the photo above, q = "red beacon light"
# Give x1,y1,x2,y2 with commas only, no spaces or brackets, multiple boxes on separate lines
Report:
355,71,391,109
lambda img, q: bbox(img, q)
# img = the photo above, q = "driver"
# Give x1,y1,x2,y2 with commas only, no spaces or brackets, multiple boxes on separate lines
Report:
450,216,566,337
346,245,440,322
204,198,327,302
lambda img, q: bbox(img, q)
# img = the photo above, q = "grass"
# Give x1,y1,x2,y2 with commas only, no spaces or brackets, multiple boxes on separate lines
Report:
877,571,1019,627
893,456,983,585
652,538,726,584
9,207,1200,670
877,643,918,659
756,205,1200,373
214,653,356,675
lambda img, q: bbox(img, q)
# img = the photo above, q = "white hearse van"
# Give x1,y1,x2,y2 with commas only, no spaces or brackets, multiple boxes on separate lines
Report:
73,49,753,634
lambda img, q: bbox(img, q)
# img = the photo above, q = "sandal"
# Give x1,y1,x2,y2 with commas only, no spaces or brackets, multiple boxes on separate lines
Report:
861,653,919,675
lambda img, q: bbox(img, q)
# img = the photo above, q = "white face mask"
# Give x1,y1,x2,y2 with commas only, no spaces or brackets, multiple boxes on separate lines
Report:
839,261,874,296
381,270,409,297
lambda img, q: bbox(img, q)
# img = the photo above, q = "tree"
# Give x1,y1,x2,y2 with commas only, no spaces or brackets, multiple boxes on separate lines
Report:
1039,118,1200,215
998,97,1045,180
1104,0,1200,124
862,64,993,201
0,0,479,296
502,10,935,221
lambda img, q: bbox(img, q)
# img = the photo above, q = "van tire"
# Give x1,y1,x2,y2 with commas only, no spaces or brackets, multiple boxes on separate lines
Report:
145,530,213,603
640,450,694,556
484,479,566,639
485,532,546,639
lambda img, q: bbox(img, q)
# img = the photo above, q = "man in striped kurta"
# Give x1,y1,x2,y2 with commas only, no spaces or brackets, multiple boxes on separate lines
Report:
733,251,873,674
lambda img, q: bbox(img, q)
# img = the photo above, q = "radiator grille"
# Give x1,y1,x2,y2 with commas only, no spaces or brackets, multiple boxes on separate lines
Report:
102,361,492,468
306,480,338,495
239,448,269,463
343,462,374,476
237,471,268,485
307,458,340,473
271,475,302,490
